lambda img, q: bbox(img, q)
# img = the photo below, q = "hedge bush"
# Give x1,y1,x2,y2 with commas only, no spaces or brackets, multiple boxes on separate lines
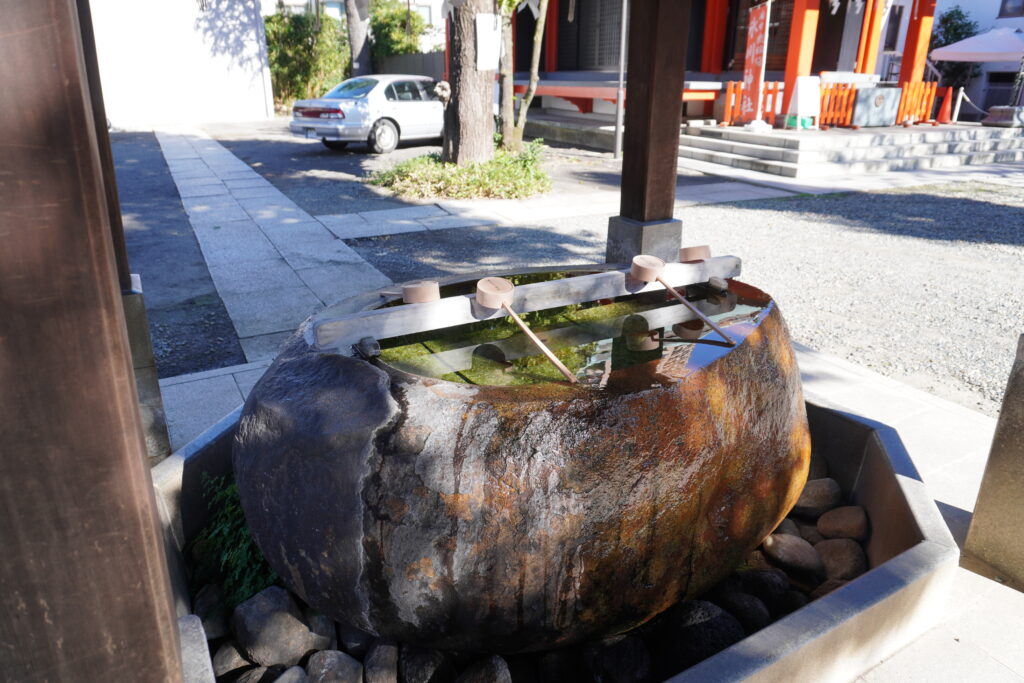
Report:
265,11,349,111
370,0,428,67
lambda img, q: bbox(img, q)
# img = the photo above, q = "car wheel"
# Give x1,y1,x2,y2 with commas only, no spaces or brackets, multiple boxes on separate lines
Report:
321,139,348,151
369,119,399,154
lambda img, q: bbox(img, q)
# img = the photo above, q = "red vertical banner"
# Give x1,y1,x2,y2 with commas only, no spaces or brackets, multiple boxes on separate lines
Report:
739,0,771,124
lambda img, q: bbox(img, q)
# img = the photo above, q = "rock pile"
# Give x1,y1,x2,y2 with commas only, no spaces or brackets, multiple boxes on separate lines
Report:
198,453,869,682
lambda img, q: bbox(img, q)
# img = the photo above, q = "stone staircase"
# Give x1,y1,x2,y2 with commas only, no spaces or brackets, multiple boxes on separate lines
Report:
678,125,1024,178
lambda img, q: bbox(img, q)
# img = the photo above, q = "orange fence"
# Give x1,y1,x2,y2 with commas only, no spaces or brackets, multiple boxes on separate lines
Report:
897,81,939,124
720,81,783,126
819,83,856,127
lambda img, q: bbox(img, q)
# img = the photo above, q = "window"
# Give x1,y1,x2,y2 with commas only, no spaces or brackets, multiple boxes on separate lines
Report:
323,78,378,99
417,81,439,100
883,5,903,51
1000,0,1024,17
391,81,423,101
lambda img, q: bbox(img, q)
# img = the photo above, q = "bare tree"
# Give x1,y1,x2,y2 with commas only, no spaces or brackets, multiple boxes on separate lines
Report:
497,0,549,151
346,0,371,76
442,0,497,164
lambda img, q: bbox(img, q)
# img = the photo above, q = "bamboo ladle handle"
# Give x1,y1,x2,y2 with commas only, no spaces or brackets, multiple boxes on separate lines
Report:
501,303,578,384
655,276,736,347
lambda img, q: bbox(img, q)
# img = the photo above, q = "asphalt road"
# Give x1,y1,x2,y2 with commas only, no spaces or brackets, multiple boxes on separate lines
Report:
113,132,246,377
205,120,436,216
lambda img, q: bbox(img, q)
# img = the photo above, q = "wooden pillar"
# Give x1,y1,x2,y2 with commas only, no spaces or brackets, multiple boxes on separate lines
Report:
855,0,886,74
782,0,819,115
606,0,691,263
0,0,183,680
619,0,691,221
701,0,729,74
898,0,937,84
545,0,559,73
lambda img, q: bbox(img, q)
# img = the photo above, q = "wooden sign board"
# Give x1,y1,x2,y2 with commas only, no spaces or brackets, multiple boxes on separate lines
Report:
739,1,772,124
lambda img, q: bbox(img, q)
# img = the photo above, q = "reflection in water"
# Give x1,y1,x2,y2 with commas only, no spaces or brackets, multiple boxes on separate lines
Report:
378,281,772,388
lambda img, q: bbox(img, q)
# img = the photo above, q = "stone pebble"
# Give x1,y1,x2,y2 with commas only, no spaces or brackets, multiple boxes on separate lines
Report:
455,655,512,683
791,478,843,519
307,650,363,683
762,533,825,578
816,538,868,581
232,586,331,667
817,505,869,542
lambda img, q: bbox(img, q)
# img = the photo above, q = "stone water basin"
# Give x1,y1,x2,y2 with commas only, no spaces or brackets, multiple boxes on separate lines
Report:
233,273,811,653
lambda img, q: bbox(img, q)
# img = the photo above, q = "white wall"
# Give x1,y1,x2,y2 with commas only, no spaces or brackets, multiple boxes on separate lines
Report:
91,0,274,128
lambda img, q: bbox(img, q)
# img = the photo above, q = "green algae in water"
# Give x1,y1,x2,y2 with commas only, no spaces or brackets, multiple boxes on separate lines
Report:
378,285,771,387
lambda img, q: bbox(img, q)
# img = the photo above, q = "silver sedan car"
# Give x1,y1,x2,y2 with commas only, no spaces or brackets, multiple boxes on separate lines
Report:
289,74,444,154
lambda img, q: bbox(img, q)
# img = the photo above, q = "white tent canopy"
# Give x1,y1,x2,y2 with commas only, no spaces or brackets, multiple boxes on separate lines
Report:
931,28,1024,62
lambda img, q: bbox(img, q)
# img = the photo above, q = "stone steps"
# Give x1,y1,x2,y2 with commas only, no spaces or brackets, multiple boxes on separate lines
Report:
678,125,1024,178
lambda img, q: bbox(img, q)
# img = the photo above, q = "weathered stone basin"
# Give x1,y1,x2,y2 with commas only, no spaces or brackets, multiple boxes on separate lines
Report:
233,277,811,653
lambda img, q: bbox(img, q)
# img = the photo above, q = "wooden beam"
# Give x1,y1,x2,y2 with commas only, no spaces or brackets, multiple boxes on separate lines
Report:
899,0,937,84
701,0,730,74
619,0,693,223
0,0,183,679
311,257,742,352
782,0,819,116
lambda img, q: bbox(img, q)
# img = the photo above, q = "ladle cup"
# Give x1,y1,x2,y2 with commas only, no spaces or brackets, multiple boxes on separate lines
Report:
629,255,736,347
476,277,577,383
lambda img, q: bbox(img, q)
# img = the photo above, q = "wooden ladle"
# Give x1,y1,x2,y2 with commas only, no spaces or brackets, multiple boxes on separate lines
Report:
476,277,578,383
630,255,736,347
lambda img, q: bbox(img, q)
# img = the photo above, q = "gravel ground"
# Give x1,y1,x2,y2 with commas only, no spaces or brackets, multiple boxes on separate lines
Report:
350,180,1023,417
681,181,1024,417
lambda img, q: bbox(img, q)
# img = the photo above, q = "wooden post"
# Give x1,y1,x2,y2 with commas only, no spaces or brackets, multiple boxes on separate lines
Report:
855,0,886,74
0,0,183,679
701,0,729,74
898,0,937,84
964,335,1024,590
607,0,691,263
544,0,559,73
781,0,819,116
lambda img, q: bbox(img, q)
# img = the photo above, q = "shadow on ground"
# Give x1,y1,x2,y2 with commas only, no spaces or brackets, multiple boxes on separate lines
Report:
113,131,246,377
347,223,606,283
723,184,1024,247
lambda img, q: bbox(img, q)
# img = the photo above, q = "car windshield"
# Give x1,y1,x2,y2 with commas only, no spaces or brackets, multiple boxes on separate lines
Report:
323,78,378,99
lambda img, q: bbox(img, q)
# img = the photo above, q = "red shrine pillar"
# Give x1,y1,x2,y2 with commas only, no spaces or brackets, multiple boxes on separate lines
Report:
782,0,820,116
899,0,937,84
701,0,730,74
855,0,887,74
545,0,559,73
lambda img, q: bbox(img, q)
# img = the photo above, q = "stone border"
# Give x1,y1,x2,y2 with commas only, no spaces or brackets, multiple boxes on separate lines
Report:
670,406,958,682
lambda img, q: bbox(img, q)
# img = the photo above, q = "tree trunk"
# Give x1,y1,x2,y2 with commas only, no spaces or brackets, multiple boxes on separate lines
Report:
499,12,516,149
346,0,371,76
443,0,497,165
512,0,549,145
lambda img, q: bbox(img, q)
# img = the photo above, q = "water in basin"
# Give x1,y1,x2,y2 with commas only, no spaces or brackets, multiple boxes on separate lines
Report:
378,280,772,387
